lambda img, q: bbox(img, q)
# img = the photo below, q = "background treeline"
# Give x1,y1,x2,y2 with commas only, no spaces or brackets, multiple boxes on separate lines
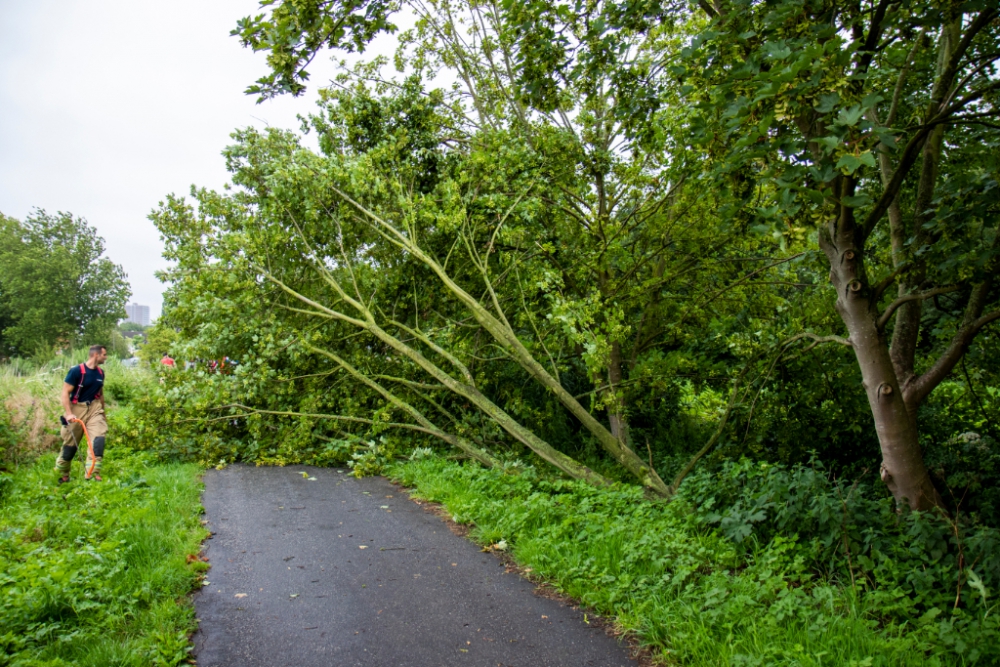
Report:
109,0,999,662
0,210,130,359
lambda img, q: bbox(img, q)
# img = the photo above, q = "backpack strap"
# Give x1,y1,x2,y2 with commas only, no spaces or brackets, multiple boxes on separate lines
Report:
71,364,103,404
72,363,86,404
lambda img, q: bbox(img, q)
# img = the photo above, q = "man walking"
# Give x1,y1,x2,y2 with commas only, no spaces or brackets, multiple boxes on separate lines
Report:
55,344,108,483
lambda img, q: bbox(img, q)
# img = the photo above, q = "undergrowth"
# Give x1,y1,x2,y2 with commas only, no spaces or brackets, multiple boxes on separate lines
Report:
0,448,208,667
389,457,1000,666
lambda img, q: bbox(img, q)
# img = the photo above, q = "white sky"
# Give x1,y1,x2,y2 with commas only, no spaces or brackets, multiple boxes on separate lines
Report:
0,1,359,321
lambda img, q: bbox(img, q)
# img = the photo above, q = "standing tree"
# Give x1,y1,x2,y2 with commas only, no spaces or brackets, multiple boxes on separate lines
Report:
660,0,1000,509
497,0,1000,510
0,210,130,356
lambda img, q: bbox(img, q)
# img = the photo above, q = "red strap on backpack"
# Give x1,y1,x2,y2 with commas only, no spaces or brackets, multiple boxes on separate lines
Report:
71,363,104,404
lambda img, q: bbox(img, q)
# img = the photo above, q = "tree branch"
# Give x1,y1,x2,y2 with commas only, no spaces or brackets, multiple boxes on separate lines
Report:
871,262,910,301
697,252,806,306
779,332,853,359
855,0,895,77
371,375,448,391
905,310,1000,410
696,0,718,18
304,343,500,468
211,403,441,436
877,286,959,330
389,319,475,385
886,31,926,126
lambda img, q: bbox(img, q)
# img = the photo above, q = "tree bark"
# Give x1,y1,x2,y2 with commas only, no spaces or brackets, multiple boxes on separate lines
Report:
607,340,629,445
820,183,944,511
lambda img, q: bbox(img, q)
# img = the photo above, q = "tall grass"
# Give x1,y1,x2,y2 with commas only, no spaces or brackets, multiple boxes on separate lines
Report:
0,352,203,666
0,360,64,465
0,448,207,666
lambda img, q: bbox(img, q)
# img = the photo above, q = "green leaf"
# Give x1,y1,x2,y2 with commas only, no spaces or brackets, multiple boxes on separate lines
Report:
835,105,864,127
815,93,840,114
841,194,871,208
764,41,792,60
835,154,864,173
816,136,841,151
861,93,884,110
966,570,989,605
874,129,898,149
804,189,825,205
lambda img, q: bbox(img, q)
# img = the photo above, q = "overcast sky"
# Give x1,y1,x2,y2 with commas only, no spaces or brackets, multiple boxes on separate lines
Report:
0,1,355,321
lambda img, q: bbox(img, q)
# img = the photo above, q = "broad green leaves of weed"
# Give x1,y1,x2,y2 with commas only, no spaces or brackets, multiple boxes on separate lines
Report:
0,449,207,667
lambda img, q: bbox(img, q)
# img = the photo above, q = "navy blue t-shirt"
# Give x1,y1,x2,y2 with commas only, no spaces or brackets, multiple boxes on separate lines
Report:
64,364,104,403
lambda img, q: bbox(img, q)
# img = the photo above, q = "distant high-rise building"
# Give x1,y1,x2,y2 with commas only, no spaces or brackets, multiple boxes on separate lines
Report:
123,303,150,327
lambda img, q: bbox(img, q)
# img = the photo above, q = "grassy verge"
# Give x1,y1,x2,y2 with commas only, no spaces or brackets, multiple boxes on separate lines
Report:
0,448,208,667
389,457,998,667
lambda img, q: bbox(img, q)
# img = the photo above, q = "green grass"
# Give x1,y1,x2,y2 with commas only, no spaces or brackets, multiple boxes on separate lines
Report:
389,457,996,667
0,448,207,667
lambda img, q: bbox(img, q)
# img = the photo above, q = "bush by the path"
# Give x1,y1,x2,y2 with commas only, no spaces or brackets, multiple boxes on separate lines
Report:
390,457,1000,666
0,449,207,667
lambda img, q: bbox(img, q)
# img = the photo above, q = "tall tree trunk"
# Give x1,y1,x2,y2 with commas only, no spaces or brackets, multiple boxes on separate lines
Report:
820,183,944,511
875,142,922,389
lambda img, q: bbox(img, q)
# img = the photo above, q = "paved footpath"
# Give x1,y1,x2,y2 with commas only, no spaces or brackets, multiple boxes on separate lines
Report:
193,464,634,667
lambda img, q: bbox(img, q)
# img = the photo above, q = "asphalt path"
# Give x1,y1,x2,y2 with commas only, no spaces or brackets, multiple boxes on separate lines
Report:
193,464,634,667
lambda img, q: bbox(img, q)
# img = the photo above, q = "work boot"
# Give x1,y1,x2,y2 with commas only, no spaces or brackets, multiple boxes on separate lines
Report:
54,461,71,485
55,446,75,482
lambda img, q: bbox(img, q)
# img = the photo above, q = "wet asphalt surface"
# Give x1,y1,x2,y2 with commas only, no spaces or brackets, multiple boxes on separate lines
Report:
193,464,634,667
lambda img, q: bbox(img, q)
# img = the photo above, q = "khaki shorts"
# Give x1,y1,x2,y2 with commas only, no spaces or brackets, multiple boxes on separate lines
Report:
62,401,107,448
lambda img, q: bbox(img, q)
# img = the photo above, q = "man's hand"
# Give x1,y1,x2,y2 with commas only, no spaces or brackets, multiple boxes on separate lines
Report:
63,414,77,425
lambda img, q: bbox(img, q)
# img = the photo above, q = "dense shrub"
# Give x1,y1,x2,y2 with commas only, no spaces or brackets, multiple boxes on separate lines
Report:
111,370,372,469
681,459,1000,649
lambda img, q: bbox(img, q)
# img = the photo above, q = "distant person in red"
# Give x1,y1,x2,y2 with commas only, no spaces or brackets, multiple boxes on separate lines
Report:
160,353,176,368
